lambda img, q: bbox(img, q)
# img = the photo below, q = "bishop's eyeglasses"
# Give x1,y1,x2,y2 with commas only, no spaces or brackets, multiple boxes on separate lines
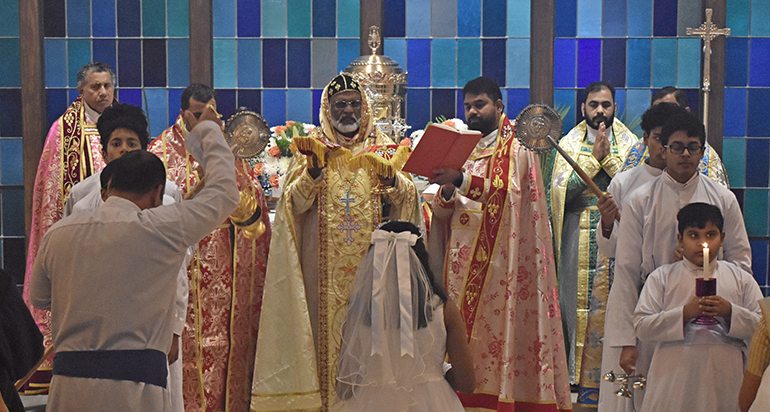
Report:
665,142,703,155
332,100,362,110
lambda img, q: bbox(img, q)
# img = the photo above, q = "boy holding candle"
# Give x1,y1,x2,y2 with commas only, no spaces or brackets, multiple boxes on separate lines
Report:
633,202,762,412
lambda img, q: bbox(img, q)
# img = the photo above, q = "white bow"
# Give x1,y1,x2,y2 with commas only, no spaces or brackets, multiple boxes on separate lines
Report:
370,229,418,357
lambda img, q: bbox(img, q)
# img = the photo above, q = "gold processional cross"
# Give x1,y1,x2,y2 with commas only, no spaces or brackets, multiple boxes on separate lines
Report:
686,8,730,136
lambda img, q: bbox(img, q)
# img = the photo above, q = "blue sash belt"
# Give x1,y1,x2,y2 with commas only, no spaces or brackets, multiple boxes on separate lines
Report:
52,349,167,388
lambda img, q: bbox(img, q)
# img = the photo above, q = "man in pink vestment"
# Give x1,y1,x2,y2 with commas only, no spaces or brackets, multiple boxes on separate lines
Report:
430,77,572,411
148,83,271,412
21,62,116,393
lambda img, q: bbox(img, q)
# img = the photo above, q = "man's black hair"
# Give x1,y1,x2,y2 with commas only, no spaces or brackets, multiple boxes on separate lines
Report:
97,103,150,150
583,81,615,103
462,77,503,106
677,202,724,236
181,83,217,111
106,150,166,195
640,102,689,135
77,62,115,89
659,110,706,146
100,161,116,190
652,86,689,108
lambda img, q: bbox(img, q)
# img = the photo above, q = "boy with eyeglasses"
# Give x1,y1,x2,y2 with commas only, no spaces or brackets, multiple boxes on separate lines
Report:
602,110,751,410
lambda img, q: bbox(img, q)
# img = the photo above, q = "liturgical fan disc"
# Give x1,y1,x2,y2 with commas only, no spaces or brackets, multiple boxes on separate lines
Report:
514,104,563,152
224,110,271,159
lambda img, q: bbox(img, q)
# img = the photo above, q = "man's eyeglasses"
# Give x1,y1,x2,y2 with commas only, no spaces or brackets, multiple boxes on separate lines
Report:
332,100,362,110
665,142,703,155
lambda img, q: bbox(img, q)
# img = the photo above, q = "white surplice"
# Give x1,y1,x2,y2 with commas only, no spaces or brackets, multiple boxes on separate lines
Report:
634,259,762,412
601,171,751,411
29,121,238,412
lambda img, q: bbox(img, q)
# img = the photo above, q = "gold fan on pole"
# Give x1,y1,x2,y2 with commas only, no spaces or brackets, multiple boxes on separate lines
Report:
515,104,619,220
224,110,271,159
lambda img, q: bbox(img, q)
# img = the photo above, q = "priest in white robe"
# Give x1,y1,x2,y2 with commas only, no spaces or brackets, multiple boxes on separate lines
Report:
603,111,751,411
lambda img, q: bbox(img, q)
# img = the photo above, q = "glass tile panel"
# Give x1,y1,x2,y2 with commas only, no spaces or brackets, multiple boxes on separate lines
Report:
384,0,406,37
554,88,576,133
455,89,464,120
287,89,312,123
406,88,430,133
506,39,529,88
651,38,676,88
653,0,677,37
751,0,770,36
676,0,702,37
746,139,769,187
624,89,650,131
431,89,455,120
554,0,576,38
312,89,322,126
749,38,770,87
214,39,237,89
457,0,481,37
168,38,191,88
143,40,167,87
407,39,430,88
237,39,261,88
432,0,457,38
238,89,261,114
602,0,626,37
312,0,335,37
406,0,430,37
507,0,530,38
263,0,287,37
67,39,92,88
723,88,747,138
3,237,25,284
722,138,746,187
0,37,21,87
213,0,237,37
727,0,750,37
1,188,23,236
745,189,769,236
432,39,456,88
289,0,312,38
311,39,337,89
287,39,311,88
554,39,576,88
336,39,359,73
383,38,406,69
751,240,769,283
576,0,601,38
676,38,700,88
602,38,625,88
0,0,19,36
118,39,142,87
142,88,168,139
67,0,91,37
237,0,261,38
482,39,506,87
506,88,529,118
483,0,506,37
92,0,116,37
457,39,481,87
628,0,652,36
614,89,626,122
216,89,237,119
117,0,141,37
262,39,286,88
45,39,67,88
336,0,359,38
748,88,770,137
142,0,166,37
46,89,68,127
168,88,183,127
725,38,749,87
576,39,600,88
262,89,286,126
168,0,190,37
93,39,117,74
0,90,20,137
44,0,66,38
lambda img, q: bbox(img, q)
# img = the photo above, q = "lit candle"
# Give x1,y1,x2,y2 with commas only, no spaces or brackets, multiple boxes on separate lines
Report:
703,243,710,279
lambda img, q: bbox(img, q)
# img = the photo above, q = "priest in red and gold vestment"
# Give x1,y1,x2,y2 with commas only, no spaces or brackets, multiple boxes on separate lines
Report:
21,62,115,393
148,83,271,412
250,73,422,412
430,77,572,412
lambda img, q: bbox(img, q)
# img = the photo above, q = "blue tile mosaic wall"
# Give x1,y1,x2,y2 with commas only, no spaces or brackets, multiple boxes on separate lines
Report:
0,0,765,292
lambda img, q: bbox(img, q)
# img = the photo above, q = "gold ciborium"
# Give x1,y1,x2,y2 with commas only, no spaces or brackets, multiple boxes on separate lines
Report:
229,191,266,239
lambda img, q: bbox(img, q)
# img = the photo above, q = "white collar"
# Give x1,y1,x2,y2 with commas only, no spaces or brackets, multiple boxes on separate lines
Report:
84,101,101,124
477,128,498,150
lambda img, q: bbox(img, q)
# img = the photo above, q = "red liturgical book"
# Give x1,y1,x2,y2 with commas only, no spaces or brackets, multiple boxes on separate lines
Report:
402,123,482,179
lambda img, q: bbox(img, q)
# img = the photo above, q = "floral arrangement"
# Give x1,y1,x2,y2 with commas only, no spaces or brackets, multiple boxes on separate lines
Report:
250,120,316,198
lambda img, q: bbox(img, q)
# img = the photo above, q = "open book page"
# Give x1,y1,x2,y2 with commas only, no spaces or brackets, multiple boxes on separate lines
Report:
402,123,482,179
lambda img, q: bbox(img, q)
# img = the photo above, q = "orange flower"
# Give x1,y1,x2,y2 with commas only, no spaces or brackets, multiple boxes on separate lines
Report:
268,146,281,157
285,120,296,127
274,125,287,135
253,162,264,176
269,174,280,188
442,119,455,127
399,138,411,146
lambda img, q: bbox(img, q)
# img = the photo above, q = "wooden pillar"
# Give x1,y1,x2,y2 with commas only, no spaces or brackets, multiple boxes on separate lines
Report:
360,0,384,55
20,0,46,239
189,0,214,85
530,0,555,106
702,0,726,156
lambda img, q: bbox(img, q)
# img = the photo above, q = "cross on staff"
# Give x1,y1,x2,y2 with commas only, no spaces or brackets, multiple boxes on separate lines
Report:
686,8,730,135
